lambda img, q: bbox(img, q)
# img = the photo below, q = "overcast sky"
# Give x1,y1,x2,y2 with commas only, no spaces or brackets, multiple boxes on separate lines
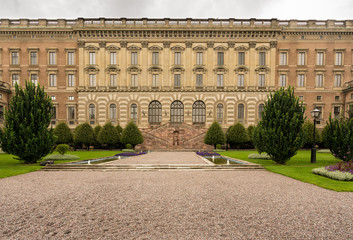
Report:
0,0,352,20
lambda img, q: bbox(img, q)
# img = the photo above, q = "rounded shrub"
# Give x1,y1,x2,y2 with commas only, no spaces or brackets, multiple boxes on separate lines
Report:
56,144,69,155
216,144,222,149
227,123,248,149
126,143,132,149
53,122,73,145
74,123,95,151
98,122,120,150
204,121,225,149
121,121,143,149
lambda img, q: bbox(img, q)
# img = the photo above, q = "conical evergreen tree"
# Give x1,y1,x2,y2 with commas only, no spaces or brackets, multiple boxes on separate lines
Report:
93,125,102,149
53,122,73,145
302,120,321,149
1,81,55,163
98,122,119,150
115,124,123,149
121,121,143,149
204,121,225,149
226,123,248,149
74,123,95,150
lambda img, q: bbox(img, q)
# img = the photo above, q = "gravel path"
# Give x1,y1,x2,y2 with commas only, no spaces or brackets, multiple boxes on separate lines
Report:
102,152,208,165
1,170,352,239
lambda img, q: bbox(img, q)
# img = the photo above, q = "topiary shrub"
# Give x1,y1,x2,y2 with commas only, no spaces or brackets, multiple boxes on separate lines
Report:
126,143,132,149
252,124,265,153
115,124,123,149
93,125,102,149
216,144,222,149
121,121,143,149
53,122,73,145
204,121,225,149
302,120,321,149
245,125,255,149
56,144,69,155
74,123,95,151
257,87,306,164
226,123,248,149
98,122,120,150
320,124,329,148
323,116,353,162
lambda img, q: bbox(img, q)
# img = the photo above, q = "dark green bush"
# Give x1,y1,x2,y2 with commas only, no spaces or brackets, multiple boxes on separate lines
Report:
56,144,70,155
252,124,266,153
226,123,248,149
121,121,143,149
93,125,102,149
115,124,123,149
216,144,222,149
126,144,132,149
53,122,73,145
74,123,95,151
98,122,120,150
204,121,225,149
302,120,321,149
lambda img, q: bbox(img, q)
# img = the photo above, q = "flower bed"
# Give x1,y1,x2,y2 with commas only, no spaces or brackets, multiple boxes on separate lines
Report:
115,151,147,157
196,151,220,157
325,160,353,174
312,160,353,181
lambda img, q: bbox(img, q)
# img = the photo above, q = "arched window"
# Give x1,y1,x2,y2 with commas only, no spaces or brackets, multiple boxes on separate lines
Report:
149,100,162,124
192,100,206,124
216,103,223,124
89,104,95,119
238,104,244,120
170,100,184,123
131,104,137,122
259,104,265,119
110,104,117,120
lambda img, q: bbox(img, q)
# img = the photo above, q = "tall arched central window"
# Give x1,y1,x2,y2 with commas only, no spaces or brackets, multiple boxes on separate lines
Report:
149,100,162,124
89,104,95,119
192,100,206,124
131,104,137,122
216,103,223,124
170,100,184,123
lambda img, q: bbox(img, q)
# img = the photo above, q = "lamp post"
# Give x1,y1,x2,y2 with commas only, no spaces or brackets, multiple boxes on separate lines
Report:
310,108,320,163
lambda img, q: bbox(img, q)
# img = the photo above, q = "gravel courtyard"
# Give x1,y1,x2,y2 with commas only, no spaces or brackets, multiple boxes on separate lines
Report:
1,170,352,239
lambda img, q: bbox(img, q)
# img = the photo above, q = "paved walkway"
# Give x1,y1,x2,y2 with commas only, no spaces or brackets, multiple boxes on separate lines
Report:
0,170,352,239
101,151,209,165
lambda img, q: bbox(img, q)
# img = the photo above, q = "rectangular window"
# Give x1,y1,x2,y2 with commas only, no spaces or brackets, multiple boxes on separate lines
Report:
89,74,96,87
68,74,75,87
196,52,203,65
11,52,19,65
259,52,266,65
131,74,138,87
0,105,4,120
110,52,117,65
334,106,340,118
30,52,37,65
196,74,203,87
31,74,38,85
12,74,19,86
280,52,287,65
152,52,159,65
217,52,224,65
49,74,57,87
238,52,245,65
69,96,74,101
174,74,181,87
317,96,322,101
298,52,306,65
131,52,138,65
335,52,343,65
259,74,265,87
238,74,244,87
51,106,57,119
217,74,224,87
335,96,340,101
279,74,286,87
334,74,342,87
316,74,323,87
316,52,324,65
68,106,75,120
68,52,75,65
89,52,96,65
51,96,56,101
110,74,117,87
174,52,181,65
49,52,56,65
299,96,304,101
152,74,158,87
316,106,323,119
298,74,305,87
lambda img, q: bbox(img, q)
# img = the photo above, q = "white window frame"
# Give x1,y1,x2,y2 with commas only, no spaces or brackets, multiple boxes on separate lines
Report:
316,74,323,87
12,74,19,86
335,52,343,66
152,74,158,87
110,74,117,87
110,52,117,65
68,74,75,87
68,52,75,65
174,52,181,65
259,52,266,66
316,52,324,65
334,74,342,87
297,74,305,87
49,52,56,65
298,52,306,65
31,74,38,85
279,52,287,66
89,52,96,65
152,52,159,65
279,74,286,87
238,74,244,87
89,74,96,87
196,52,203,65
131,74,138,87
131,52,138,65
258,74,265,87
217,74,224,87
49,74,57,87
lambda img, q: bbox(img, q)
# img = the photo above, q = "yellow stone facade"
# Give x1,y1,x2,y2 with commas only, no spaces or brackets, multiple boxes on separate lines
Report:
1,18,353,133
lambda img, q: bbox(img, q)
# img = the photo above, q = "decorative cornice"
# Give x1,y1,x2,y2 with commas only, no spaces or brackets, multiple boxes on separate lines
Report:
192,65,207,73
148,66,163,73
214,45,228,51
77,41,85,48
85,45,99,50
106,45,120,50
234,66,249,73
255,66,270,73
84,65,99,72
106,65,120,72
249,41,256,48
141,41,149,48
256,45,270,51
163,41,170,48
127,65,142,73
228,41,235,48
120,41,127,48
193,45,207,51
171,45,185,51
270,41,277,48
127,45,142,51
148,45,163,51
207,41,214,48
213,66,228,73
185,41,193,48
170,65,185,73
99,41,106,48
235,45,249,51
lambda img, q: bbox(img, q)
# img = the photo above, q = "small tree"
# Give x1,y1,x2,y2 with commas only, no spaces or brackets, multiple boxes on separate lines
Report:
321,124,329,148
121,121,143,149
53,122,73,145
98,122,119,150
74,123,95,151
115,124,123,149
324,115,353,161
227,123,248,149
56,144,69,155
246,125,255,149
252,124,266,153
302,120,321,149
93,125,102,149
1,81,55,163
259,87,306,164
204,121,225,149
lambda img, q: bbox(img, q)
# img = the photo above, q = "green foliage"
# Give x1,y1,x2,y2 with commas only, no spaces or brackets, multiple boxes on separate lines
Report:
93,125,102,149
248,153,271,159
44,154,80,160
53,122,73,145
115,124,123,148
226,123,248,149
302,120,321,148
0,81,55,163
121,121,143,149
312,167,353,181
252,124,266,153
323,116,353,162
257,87,306,164
124,145,133,150
56,144,69,155
97,122,120,150
216,144,222,149
321,124,329,148
74,123,95,150
247,125,255,140
204,121,226,148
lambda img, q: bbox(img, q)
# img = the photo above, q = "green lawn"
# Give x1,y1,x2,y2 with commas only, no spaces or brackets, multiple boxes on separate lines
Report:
0,150,121,179
222,150,353,192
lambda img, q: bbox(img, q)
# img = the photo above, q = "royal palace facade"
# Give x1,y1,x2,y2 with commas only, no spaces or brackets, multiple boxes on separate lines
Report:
1,18,353,149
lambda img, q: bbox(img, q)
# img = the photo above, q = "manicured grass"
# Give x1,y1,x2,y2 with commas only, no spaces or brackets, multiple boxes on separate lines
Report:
222,150,353,192
0,150,122,179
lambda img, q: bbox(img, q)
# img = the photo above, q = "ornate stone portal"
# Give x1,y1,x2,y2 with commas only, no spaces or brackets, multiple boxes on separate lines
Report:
137,123,213,150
